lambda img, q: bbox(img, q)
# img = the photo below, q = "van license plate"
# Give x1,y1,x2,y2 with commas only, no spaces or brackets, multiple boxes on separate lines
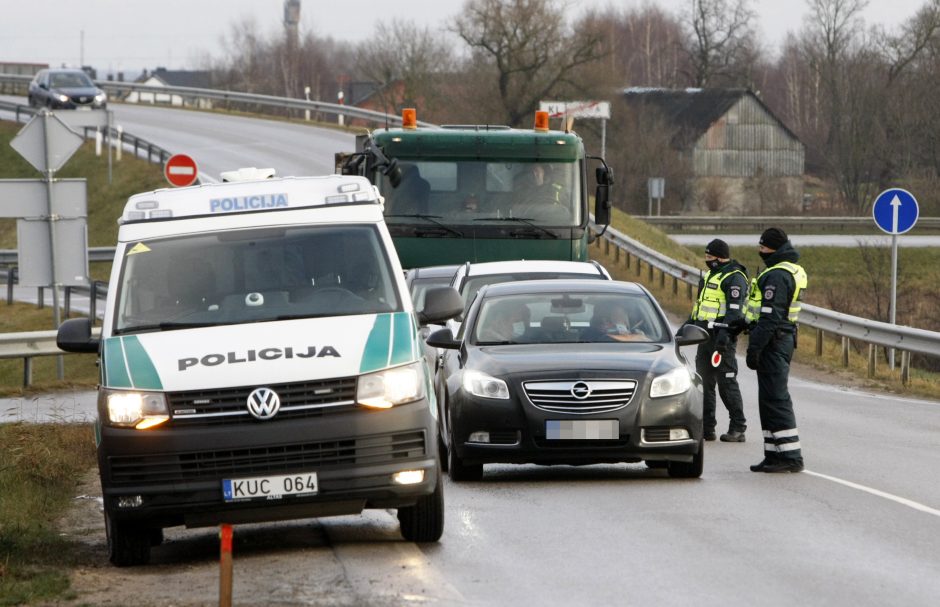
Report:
222,472,318,502
546,419,619,440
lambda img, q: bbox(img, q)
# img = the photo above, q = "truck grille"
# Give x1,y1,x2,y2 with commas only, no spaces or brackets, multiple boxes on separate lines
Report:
523,380,637,414
107,430,426,486
167,377,358,426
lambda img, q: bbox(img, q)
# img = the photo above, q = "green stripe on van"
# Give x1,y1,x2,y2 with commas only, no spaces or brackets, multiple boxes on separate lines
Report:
390,312,415,365
360,314,392,373
102,337,132,388
122,335,163,390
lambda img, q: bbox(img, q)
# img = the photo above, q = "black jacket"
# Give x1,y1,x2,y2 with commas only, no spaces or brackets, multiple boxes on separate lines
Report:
747,242,802,356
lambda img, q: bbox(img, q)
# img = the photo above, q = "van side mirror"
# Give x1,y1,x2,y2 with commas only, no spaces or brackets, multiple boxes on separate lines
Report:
418,287,463,325
675,323,709,347
57,318,100,353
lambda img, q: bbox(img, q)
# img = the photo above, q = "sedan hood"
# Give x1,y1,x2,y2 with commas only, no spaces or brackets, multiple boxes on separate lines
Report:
467,343,677,377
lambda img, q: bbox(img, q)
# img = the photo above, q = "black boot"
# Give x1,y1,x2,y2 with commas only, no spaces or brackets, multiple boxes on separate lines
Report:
704,430,717,441
720,430,746,442
762,458,804,473
749,455,778,472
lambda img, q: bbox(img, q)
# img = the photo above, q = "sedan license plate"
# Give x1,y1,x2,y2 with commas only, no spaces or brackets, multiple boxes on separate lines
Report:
222,472,318,502
546,419,619,440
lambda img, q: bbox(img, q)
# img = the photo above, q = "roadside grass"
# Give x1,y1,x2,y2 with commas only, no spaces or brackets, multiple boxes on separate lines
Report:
0,423,97,606
592,207,940,402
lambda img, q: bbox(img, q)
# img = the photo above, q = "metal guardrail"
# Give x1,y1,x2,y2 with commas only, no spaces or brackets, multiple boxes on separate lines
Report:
0,73,437,128
591,222,940,383
0,327,101,387
636,215,940,231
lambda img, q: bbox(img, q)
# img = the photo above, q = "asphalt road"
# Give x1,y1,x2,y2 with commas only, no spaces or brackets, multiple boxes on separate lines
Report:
2,101,939,605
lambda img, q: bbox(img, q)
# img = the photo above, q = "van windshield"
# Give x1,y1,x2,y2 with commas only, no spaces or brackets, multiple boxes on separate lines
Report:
114,225,401,334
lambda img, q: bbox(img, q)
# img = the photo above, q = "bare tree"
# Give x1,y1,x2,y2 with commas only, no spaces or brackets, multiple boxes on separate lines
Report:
355,20,455,117
682,0,758,87
453,0,605,126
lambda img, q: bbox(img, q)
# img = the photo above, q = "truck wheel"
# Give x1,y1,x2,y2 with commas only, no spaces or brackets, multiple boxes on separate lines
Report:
105,511,152,566
447,440,483,482
667,440,704,478
398,469,444,542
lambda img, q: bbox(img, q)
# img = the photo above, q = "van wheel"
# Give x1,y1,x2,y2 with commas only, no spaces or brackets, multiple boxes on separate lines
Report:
447,439,483,482
398,469,444,542
667,440,704,478
438,433,449,472
105,511,152,566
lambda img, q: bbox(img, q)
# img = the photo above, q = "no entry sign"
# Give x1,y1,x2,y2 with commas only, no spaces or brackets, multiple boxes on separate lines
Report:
164,154,199,187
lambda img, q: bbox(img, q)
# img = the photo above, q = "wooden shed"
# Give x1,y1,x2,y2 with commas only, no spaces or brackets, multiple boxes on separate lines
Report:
623,88,805,213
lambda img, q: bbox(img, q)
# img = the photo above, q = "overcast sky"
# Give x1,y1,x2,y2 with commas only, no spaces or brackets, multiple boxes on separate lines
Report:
0,0,930,76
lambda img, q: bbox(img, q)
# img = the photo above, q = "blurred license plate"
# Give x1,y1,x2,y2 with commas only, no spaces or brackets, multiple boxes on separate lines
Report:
222,472,318,502
546,419,619,440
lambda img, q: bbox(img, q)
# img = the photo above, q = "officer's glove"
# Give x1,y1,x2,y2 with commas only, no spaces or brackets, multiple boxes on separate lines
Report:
715,331,730,350
745,351,760,370
728,317,749,336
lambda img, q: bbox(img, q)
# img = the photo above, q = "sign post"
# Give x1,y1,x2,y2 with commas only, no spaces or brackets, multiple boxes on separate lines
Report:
539,100,611,158
647,177,665,216
164,154,199,187
871,187,919,369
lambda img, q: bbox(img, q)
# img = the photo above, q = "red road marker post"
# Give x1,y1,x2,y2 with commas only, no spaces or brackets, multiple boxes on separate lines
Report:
219,523,233,607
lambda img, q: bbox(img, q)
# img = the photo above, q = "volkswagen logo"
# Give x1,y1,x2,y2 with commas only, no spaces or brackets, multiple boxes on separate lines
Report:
247,387,281,420
570,382,592,400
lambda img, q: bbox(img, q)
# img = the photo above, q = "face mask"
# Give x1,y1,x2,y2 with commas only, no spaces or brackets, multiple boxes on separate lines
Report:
705,260,720,271
613,323,629,334
759,251,773,261
512,321,526,337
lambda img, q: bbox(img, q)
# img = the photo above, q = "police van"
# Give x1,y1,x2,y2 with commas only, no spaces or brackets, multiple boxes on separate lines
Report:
57,174,462,566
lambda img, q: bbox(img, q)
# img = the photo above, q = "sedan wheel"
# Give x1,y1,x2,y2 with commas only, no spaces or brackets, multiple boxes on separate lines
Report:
447,434,483,482
397,467,444,542
667,439,704,478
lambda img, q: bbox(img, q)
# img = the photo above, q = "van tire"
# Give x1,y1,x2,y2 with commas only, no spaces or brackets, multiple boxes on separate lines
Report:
397,470,444,542
105,511,152,566
437,434,449,472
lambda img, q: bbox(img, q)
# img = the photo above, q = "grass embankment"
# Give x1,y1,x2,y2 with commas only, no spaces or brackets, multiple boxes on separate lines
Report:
0,423,97,606
1,120,165,395
592,207,940,401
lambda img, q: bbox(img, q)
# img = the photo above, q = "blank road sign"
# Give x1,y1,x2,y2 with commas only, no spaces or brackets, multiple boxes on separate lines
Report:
164,154,199,187
10,112,84,173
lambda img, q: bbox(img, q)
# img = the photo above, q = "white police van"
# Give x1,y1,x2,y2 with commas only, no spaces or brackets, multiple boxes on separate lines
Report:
57,174,462,566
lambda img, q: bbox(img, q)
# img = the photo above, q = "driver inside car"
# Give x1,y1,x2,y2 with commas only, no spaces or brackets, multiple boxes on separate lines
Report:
477,299,531,343
581,301,647,342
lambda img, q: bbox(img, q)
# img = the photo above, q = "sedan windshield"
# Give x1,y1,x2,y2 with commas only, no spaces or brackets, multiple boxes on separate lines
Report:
472,292,668,345
115,225,400,334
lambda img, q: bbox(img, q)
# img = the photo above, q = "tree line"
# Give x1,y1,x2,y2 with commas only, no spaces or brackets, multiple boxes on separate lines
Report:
206,0,940,217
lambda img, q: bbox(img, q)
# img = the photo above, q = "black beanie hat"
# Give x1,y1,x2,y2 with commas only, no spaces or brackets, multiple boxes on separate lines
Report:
705,238,730,259
759,227,788,250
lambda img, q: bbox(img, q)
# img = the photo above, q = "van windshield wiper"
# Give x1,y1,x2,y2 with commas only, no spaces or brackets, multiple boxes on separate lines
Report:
473,216,558,239
116,321,223,334
386,214,464,237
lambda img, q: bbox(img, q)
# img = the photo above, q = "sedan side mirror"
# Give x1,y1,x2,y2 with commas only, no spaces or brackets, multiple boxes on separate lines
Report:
57,318,100,353
426,328,460,350
675,323,709,347
418,287,463,325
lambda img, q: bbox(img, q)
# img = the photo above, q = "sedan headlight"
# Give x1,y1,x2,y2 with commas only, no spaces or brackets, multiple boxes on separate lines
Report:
462,370,510,399
357,362,425,409
649,367,693,398
102,389,169,429
56,93,69,102
95,92,107,103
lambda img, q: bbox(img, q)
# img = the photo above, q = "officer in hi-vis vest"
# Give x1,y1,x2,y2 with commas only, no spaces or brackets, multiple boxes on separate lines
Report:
688,239,749,442
745,227,808,473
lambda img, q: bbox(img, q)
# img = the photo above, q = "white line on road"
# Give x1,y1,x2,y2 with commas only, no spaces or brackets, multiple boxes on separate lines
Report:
805,470,940,518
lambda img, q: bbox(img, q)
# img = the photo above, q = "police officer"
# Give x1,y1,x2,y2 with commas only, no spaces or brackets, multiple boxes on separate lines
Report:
745,227,808,473
688,239,748,442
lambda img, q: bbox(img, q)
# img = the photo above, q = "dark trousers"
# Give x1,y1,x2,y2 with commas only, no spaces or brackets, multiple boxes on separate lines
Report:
756,331,802,463
695,337,746,433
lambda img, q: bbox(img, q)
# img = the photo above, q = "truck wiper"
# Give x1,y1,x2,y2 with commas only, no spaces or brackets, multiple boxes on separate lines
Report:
386,214,464,237
473,216,558,239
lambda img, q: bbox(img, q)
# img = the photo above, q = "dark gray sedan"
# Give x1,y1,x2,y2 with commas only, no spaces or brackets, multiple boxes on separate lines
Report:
428,279,709,481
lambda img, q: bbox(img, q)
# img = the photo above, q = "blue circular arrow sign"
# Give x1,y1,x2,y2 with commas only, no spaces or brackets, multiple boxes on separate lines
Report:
872,188,919,235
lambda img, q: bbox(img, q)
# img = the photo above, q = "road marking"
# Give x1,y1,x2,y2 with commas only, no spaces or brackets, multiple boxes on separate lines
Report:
805,470,940,518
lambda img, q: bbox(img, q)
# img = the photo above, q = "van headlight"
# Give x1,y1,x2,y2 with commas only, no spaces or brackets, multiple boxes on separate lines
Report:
649,367,692,398
462,370,510,399
357,362,425,409
101,389,170,429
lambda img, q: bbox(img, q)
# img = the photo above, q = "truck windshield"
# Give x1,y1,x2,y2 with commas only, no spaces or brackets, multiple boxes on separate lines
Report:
378,160,581,227
114,225,401,334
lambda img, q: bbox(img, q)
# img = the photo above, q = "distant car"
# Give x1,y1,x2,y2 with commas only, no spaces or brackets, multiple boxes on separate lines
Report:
28,69,107,110
428,279,709,481
405,264,460,310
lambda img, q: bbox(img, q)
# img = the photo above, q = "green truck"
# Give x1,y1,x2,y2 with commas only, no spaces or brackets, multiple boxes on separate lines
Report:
338,111,612,269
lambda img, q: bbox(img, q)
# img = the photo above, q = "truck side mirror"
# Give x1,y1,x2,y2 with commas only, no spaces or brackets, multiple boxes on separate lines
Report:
57,318,100,353
593,165,612,226
384,158,402,188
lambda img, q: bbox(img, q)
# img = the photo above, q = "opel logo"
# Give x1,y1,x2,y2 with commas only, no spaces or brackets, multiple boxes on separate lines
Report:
570,382,592,400
247,387,281,420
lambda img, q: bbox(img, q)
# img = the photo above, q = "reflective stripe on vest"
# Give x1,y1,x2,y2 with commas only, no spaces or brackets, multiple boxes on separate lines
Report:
692,269,746,322
745,261,808,323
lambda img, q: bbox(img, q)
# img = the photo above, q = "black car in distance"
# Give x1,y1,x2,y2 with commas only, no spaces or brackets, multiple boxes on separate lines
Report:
428,279,710,481
28,68,107,110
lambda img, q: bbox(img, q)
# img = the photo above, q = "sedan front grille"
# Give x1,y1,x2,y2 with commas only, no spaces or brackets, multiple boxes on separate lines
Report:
523,380,637,414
